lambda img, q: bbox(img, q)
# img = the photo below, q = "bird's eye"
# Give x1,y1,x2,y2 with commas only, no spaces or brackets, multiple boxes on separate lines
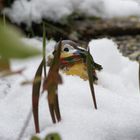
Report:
52,50,56,55
63,47,69,52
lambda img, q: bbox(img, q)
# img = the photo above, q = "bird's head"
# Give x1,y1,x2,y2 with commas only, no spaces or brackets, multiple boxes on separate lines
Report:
47,40,102,81
52,40,87,66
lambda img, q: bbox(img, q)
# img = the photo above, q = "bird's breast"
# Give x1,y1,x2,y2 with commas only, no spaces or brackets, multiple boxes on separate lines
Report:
62,61,88,80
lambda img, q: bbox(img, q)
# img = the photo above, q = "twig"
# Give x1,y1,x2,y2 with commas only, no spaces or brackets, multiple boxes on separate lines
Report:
17,108,32,140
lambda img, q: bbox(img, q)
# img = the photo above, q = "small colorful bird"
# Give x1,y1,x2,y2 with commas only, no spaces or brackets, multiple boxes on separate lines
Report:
48,40,102,82
32,40,102,133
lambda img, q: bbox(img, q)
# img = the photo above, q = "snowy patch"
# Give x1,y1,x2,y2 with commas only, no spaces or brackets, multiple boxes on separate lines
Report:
0,38,139,140
3,0,140,25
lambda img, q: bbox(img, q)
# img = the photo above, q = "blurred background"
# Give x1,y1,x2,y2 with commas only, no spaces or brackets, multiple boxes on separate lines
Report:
0,0,140,61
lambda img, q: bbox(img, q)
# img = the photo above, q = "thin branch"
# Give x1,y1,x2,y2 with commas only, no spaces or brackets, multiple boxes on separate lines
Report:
17,108,32,140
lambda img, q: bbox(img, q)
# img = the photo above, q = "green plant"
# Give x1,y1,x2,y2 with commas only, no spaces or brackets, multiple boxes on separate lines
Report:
31,133,61,140
0,20,45,140
42,40,62,124
45,133,61,140
86,49,97,109
0,20,41,76
32,23,62,133
0,21,41,59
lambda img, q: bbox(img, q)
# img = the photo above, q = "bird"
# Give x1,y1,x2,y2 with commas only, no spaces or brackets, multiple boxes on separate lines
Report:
48,40,103,81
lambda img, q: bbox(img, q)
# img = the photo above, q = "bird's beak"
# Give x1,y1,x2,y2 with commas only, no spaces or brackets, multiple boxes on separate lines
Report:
73,49,86,58
73,50,82,56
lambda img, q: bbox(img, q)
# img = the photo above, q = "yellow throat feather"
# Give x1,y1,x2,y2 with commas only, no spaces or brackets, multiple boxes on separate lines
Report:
60,52,88,80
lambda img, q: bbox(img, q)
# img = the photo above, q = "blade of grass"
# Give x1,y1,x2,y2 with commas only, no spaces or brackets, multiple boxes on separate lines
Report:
86,48,97,109
43,22,47,78
32,22,48,133
32,60,43,133
139,60,140,91
17,109,32,140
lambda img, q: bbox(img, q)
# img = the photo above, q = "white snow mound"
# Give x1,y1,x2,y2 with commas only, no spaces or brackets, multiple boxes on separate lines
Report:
3,0,140,25
0,38,139,140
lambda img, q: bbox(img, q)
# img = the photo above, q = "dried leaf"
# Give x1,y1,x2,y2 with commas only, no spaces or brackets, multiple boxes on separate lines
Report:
43,40,62,123
0,0,3,10
32,60,43,133
43,40,62,91
21,80,33,85
0,68,25,77
0,58,10,72
21,77,42,86
86,49,97,109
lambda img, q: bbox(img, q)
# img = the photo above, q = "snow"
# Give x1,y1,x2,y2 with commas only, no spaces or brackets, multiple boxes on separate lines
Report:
0,38,139,140
3,0,140,25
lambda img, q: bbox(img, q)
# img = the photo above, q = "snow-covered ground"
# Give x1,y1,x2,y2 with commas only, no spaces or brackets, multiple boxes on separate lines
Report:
3,0,140,25
0,38,139,140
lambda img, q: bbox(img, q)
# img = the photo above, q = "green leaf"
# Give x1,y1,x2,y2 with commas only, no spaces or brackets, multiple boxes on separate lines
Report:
45,133,61,140
86,49,97,109
31,136,41,140
43,22,47,78
0,21,41,59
